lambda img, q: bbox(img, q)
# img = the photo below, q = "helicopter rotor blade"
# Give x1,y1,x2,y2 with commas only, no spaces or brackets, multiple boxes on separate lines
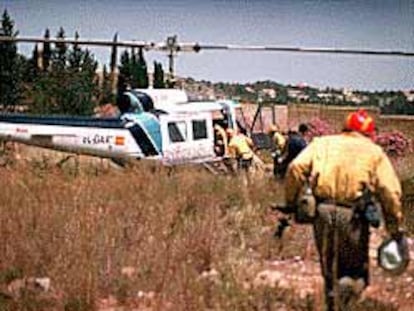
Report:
0,36,161,50
1,35,413,57
181,43,414,57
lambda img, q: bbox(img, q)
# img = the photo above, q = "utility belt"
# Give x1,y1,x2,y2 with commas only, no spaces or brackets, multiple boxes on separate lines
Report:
296,193,381,228
236,151,253,159
350,195,381,228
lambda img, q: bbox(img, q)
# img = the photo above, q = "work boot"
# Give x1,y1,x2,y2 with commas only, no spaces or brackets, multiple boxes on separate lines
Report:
338,277,365,310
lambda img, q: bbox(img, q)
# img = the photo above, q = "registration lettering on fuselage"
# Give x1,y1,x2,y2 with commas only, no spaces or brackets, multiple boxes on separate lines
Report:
82,134,113,145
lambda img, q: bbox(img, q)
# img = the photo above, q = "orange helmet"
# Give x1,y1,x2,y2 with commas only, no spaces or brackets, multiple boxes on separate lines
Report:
345,109,375,135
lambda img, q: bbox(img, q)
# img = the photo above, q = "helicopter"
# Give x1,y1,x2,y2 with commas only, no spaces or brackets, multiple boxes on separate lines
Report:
0,35,413,167
0,87,242,166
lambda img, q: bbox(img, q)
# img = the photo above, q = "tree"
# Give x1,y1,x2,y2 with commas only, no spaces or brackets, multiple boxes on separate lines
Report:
99,65,114,105
42,28,51,71
67,48,99,115
117,47,149,90
30,30,99,116
25,44,40,82
130,47,139,88
110,33,118,74
381,92,412,115
30,73,58,114
153,61,165,88
53,27,67,71
136,47,148,88
118,50,131,89
68,31,82,69
0,10,21,111
275,87,288,104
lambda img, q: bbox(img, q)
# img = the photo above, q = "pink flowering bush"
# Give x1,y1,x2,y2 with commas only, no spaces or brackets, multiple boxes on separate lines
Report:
375,131,412,158
305,118,334,140
301,118,412,159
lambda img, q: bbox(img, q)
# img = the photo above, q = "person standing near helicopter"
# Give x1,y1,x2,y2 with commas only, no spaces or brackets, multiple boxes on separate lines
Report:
268,123,287,178
278,123,309,178
283,109,406,310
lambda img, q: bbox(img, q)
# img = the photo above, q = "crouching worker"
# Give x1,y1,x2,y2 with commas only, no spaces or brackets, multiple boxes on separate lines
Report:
214,123,229,157
284,109,405,311
227,128,255,173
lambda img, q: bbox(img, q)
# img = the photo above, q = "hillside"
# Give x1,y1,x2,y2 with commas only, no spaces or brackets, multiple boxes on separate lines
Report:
176,77,414,115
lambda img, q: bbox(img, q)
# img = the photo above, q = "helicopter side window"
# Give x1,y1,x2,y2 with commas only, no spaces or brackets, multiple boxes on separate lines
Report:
192,120,207,140
168,121,187,143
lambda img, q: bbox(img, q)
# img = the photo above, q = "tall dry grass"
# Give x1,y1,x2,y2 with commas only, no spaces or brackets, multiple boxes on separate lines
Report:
1,154,413,311
1,160,313,310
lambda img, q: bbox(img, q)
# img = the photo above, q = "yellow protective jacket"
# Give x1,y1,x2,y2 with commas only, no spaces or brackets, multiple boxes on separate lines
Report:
214,124,229,156
272,131,286,152
228,134,254,160
285,131,403,233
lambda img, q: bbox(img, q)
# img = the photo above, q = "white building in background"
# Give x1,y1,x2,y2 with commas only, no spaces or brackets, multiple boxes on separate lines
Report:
261,88,277,99
403,90,414,102
287,89,302,99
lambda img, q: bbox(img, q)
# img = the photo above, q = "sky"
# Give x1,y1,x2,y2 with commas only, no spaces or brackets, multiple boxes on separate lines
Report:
1,0,413,91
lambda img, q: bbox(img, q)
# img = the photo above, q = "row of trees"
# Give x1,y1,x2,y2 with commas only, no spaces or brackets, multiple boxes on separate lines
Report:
0,10,21,111
0,10,167,115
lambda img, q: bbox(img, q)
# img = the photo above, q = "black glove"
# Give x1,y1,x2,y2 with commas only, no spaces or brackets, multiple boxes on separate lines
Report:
270,204,296,214
273,216,291,239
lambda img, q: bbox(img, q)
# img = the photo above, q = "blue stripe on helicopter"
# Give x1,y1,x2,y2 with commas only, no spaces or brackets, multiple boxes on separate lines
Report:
128,123,159,156
0,114,124,128
121,112,162,154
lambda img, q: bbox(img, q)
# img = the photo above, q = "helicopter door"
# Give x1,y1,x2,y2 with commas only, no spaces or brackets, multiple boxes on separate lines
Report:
160,112,215,165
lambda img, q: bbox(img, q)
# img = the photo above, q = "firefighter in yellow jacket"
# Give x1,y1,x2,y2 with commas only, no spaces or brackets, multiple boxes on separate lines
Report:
268,123,287,152
214,123,229,157
227,128,255,172
285,109,404,311
268,124,287,178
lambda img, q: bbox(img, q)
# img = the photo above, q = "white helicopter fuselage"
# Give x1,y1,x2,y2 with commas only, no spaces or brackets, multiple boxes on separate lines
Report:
0,118,142,158
0,89,240,165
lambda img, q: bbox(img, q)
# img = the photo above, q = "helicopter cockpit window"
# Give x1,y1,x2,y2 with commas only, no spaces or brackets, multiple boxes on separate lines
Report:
168,121,187,143
192,120,207,140
132,91,155,112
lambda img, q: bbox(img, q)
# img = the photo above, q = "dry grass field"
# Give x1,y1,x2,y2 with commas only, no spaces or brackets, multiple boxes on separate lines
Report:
0,155,287,310
1,105,414,310
0,143,413,311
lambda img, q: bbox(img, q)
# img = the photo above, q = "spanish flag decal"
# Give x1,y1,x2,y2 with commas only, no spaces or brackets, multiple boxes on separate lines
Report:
115,136,125,146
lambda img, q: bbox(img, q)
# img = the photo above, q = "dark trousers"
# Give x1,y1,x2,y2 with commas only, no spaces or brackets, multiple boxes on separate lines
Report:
313,204,370,310
272,154,282,178
237,158,252,171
